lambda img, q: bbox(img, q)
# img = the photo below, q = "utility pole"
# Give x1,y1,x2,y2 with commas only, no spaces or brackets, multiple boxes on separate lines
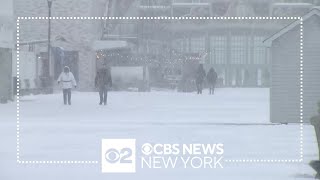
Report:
46,0,53,93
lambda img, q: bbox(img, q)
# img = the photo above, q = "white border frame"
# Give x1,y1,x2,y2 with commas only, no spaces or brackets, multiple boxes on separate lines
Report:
16,16,303,164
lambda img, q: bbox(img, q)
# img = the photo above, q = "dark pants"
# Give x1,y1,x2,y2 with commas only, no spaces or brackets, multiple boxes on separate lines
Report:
63,88,71,105
196,82,203,94
209,83,215,95
99,87,108,105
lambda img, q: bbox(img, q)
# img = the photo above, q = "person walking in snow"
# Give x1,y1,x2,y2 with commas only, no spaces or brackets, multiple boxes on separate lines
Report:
57,66,77,105
207,67,218,95
195,64,206,94
95,67,112,105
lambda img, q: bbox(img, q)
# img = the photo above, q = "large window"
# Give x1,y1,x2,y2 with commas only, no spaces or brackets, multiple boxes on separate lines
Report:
231,36,247,64
190,36,205,53
173,38,189,53
174,39,183,53
173,36,204,54
175,38,185,53
210,36,227,64
253,36,266,64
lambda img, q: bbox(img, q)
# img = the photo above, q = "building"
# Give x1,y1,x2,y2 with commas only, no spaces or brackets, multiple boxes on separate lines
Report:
137,0,312,87
13,0,320,91
14,0,108,90
0,0,14,103
264,8,320,123
103,0,316,88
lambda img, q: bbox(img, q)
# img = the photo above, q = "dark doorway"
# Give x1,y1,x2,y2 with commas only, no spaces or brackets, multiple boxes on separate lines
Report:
53,49,79,82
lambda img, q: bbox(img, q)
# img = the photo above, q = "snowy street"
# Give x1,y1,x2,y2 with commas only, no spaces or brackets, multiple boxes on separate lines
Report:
0,89,317,179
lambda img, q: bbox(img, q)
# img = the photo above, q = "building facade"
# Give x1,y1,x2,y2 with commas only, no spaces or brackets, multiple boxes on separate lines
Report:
169,22,280,87
136,0,309,87
12,0,320,91
0,0,14,103
14,0,108,90
264,9,320,123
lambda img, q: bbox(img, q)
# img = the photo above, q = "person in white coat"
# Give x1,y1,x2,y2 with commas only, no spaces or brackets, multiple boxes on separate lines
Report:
57,66,77,105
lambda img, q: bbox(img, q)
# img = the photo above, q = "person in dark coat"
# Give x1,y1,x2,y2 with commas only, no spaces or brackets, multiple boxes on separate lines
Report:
207,67,218,95
95,67,112,105
195,64,206,94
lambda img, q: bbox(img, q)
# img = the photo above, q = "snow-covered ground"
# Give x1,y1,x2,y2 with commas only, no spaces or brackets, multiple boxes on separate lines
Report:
0,88,318,179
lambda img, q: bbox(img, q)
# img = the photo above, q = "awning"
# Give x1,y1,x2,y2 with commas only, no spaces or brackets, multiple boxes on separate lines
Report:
92,40,128,51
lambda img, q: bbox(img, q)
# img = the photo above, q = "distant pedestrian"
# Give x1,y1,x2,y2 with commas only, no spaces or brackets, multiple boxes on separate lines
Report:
95,67,112,105
57,66,77,105
207,67,218,95
195,64,206,94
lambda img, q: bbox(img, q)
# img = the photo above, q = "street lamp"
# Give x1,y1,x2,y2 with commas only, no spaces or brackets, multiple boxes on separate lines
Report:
47,0,53,93
47,0,53,74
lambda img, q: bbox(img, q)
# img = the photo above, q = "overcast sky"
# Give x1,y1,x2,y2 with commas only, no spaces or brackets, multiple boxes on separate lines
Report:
0,0,13,16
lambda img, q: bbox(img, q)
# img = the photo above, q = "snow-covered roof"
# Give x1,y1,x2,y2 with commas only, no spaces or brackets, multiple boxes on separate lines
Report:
263,8,320,47
271,3,313,7
172,2,210,6
92,40,128,51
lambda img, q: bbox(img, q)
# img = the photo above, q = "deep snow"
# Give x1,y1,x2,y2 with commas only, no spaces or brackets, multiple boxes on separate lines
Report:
0,88,318,179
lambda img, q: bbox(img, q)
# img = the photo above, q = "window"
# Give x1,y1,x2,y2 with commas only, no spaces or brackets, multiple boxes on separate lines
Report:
173,39,185,53
190,36,205,53
210,36,227,64
253,36,266,64
231,36,247,64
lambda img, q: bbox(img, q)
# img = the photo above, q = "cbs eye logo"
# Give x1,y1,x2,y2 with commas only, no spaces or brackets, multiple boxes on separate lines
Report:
105,148,132,164
141,143,153,155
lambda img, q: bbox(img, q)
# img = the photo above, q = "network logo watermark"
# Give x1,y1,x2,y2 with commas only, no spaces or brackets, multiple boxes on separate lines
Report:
101,139,224,173
140,143,224,169
101,139,136,173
